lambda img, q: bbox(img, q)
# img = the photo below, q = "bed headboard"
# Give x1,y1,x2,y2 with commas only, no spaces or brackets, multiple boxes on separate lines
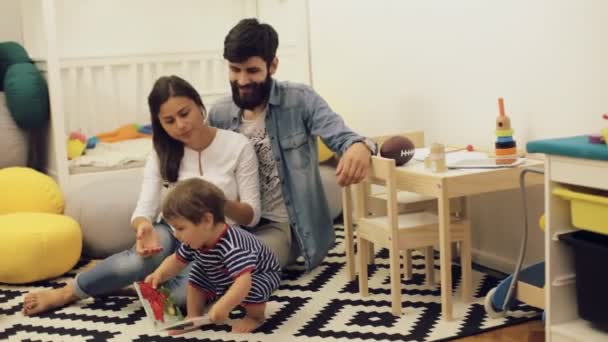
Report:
36,50,228,137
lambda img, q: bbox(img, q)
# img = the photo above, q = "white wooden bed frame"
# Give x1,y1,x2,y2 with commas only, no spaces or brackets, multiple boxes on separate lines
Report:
38,46,298,195
36,50,230,194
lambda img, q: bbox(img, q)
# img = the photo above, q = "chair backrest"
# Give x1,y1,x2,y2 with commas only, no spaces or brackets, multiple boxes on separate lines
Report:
372,130,425,149
345,130,425,223
366,156,399,234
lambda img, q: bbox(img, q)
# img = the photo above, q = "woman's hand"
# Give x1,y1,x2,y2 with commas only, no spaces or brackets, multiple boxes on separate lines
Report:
135,222,163,257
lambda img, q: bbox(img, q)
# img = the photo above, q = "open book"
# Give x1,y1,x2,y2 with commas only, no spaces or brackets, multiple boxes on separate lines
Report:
447,157,526,169
133,281,212,331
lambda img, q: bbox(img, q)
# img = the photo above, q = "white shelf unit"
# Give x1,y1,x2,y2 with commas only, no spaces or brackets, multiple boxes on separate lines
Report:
545,155,608,341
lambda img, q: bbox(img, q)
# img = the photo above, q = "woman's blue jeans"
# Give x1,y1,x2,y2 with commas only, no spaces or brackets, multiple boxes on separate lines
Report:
73,222,191,307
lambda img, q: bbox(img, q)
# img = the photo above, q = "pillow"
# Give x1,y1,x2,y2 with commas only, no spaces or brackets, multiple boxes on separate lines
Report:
0,42,31,92
0,167,65,215
0,213,81,284
65,176,141,258
4,63,49,129
0,93,27,168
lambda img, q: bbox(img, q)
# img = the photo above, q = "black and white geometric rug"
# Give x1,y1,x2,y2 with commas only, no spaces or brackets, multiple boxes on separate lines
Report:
0,226,540,341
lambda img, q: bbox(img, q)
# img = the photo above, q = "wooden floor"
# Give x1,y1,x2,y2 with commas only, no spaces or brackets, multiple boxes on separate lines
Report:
456,320,544,342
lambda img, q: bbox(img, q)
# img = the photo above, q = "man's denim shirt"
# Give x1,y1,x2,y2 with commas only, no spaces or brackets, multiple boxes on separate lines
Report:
209,79,367,270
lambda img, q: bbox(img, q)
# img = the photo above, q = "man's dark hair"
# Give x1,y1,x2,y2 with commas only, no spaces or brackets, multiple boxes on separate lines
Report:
223,18,279,66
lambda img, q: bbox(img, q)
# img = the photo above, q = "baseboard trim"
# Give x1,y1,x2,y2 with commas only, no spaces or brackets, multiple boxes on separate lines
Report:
471,248,517,274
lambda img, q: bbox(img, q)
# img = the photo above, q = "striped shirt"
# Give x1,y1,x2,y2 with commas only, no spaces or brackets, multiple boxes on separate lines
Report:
176,224,281,303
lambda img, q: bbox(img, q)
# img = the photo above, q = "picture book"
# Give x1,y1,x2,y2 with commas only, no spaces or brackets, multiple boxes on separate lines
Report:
134,281,214,331
133,281,186,330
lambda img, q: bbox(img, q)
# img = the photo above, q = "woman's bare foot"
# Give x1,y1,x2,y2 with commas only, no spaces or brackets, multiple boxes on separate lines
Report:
231,303,265,333
22,283,79,316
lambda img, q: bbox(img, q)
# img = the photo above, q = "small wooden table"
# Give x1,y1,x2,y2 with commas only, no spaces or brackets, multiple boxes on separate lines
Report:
353,155,544,320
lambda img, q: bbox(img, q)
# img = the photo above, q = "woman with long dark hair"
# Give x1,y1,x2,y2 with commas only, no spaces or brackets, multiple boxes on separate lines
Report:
23,75,261,315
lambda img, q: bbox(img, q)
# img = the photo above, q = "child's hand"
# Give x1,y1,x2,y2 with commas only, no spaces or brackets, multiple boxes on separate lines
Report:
144,272,162,289
208,304,229,323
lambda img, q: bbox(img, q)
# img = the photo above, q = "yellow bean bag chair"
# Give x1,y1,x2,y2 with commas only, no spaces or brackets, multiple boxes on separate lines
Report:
317,137,334,163
0,213,81,284
0,167,64,214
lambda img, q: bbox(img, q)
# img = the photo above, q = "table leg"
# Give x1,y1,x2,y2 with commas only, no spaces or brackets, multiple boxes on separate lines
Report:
460,197,473,302
438,187,453,320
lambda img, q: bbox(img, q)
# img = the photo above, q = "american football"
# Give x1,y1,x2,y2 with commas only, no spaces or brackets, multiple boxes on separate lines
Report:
380,136,416,166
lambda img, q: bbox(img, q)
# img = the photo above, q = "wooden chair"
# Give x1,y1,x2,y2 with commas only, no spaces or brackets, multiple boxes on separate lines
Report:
354,156,472,316
343,185,437,282
342,131,435,282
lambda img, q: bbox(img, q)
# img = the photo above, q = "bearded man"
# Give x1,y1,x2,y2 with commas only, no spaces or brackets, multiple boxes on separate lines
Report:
209,18,377,271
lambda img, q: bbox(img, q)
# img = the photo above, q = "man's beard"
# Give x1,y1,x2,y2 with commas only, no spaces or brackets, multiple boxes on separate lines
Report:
230,75,272,110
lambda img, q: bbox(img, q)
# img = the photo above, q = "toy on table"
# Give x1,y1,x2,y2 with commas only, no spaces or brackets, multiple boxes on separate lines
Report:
445,144,475,153
587,114,607,144
589,114,608,144
67,131,87,160
424,142,447,172
603,114,608,143
588,134,605,144
495,98,518,164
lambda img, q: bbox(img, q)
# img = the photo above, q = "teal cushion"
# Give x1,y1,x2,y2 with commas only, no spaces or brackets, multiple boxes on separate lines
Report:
0,42,31,92
527,136,608,161
4,63,49,129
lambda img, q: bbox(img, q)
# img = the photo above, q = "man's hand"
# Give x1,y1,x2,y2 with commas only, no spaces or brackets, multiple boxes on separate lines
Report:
135,222,163,257
336,142,372,186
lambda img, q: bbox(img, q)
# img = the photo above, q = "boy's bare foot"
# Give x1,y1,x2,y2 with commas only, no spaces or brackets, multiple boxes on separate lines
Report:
22,283,78,316
231,302,265,333
232,316,264,333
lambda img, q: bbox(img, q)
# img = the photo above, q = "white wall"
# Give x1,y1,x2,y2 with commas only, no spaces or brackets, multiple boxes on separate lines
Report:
258,0,311,84
19,0,309,84
21,0,253,59
309,0,608,271
309,0,607,147
0,0,23,43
